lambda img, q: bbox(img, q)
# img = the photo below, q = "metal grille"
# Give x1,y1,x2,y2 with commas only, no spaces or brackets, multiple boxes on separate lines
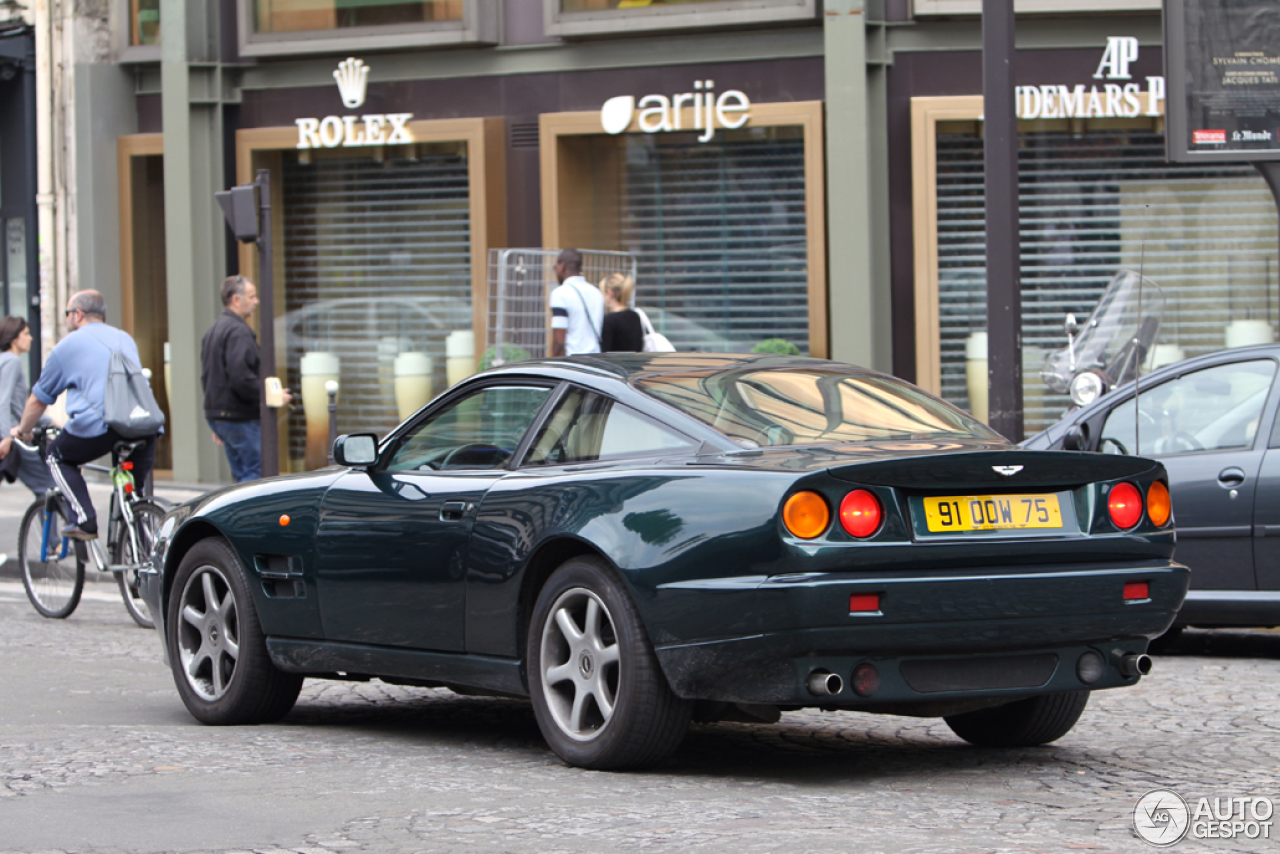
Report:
509,122,540,149
485,248,636,364
936,128,1278,434
621,130,810,354
282,150,473,468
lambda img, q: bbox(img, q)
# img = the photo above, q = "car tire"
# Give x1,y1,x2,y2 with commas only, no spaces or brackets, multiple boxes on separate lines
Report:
944,690,1090,748
527,556,691,769
166,538,303,725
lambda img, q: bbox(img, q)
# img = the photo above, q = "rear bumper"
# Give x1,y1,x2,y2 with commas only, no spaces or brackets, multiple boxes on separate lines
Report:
652,559,1187,706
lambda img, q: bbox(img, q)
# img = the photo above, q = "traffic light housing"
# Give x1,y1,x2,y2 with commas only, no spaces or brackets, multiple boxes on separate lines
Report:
215,184,260,243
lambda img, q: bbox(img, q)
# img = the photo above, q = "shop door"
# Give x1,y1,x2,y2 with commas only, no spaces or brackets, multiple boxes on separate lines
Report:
281,147,474,472
122,146,172,472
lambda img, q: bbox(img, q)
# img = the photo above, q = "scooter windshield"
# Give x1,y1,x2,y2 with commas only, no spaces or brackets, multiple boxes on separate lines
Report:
1042,270,1165,394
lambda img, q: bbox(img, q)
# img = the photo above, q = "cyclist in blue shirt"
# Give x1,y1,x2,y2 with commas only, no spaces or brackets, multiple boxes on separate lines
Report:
10,290,156,540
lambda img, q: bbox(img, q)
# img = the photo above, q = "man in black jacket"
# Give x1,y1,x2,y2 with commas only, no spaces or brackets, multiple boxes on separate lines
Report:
201,276,289,481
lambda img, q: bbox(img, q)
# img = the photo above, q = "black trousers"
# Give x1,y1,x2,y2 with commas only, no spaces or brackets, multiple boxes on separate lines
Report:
46,428,156,529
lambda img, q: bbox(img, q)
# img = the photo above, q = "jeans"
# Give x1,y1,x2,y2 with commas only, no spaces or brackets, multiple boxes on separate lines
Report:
209,418,261,482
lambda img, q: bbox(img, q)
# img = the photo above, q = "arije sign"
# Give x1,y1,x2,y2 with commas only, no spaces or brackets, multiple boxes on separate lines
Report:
600,81,752,143
1016,37,1166,119
295,58,415,149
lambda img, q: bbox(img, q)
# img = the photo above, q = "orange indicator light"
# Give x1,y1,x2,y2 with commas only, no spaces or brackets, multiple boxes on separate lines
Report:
783,491,830,539
279,515,291,527
1146,481,1172,527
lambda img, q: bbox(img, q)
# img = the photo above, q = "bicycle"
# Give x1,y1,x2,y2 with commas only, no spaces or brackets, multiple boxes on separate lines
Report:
15,425,167,627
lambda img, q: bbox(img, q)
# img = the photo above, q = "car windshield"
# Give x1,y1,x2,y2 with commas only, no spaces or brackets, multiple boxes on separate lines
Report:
636,368,1002,448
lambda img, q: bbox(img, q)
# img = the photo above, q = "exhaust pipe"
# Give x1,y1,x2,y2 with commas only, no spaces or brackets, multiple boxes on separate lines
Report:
806,670,843,696
1119,653,1153,677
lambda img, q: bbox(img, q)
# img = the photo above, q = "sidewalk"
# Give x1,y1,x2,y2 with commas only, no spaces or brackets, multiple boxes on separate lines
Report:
0,474,212,582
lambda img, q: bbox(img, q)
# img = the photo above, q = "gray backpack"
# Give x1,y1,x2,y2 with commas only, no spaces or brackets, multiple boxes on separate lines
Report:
91,330,166,438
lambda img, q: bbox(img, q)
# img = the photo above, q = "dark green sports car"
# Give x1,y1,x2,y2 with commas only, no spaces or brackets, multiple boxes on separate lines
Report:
143,354,1187,769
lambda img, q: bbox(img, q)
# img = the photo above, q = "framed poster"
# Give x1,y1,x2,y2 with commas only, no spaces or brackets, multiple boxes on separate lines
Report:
1165,0,1280,162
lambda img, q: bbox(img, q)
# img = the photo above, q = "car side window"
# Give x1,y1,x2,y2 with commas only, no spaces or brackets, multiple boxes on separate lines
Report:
524,388,697,466
1099,359,1276,456
386,385,552,472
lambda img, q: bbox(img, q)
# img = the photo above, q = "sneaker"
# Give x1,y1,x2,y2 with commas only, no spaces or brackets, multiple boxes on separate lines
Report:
62,522,98,541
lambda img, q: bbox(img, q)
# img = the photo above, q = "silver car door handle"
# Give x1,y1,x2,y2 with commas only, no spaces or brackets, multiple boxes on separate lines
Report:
1218,467,1246,488
440,501,469,521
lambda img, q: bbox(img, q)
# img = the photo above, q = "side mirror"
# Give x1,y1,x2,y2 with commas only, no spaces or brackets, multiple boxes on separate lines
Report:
333,433,379,467
1061,425,1088,452
1064,312,1079,337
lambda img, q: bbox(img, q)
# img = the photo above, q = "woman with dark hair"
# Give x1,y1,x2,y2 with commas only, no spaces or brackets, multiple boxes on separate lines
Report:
0,317,55,496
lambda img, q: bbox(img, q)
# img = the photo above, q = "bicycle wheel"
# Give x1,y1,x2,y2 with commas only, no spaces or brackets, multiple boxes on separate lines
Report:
111,499,164,629
18,499,85,619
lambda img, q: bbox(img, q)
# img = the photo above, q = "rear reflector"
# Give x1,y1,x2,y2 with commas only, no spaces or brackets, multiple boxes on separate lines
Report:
1108,482,1143,529
1124,581,1150,601
849,593,881,613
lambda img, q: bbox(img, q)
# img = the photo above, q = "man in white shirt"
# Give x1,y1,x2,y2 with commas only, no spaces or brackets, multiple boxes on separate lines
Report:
549,248,604,356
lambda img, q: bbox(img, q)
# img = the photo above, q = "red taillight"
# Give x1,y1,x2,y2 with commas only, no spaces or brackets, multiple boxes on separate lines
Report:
1124,581,1150,601
121,461,133,471
839,489,883,538
849,593,881,613
1108,482,1143,529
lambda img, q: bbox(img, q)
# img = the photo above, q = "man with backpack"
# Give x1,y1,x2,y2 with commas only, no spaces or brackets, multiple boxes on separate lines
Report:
9,290,159,541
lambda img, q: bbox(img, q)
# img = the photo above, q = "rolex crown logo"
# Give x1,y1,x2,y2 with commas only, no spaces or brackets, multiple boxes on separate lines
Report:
334,57,369,110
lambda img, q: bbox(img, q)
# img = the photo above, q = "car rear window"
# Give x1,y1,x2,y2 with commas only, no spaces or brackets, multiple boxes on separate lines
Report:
636,368,1002,448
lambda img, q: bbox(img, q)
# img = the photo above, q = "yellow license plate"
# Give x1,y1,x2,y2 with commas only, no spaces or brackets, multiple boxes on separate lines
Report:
923,494,1063,533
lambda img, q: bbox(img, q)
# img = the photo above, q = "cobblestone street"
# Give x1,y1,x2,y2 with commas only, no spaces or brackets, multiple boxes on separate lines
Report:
0,574,1277,854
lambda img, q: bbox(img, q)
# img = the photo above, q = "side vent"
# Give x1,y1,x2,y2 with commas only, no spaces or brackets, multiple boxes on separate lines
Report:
255,554,306,599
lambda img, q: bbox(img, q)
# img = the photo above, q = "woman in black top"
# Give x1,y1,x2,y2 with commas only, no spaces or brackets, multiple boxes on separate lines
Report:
599,273,644,353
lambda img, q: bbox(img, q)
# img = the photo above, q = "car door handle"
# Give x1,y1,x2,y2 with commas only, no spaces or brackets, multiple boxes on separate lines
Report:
439,501,470,522
1218,467,1246,488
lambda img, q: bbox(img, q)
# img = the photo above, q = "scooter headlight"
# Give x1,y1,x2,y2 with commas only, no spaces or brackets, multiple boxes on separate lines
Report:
1069,371,1106,407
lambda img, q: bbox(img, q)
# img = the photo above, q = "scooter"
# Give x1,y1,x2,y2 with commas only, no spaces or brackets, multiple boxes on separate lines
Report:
1041,269,1165,409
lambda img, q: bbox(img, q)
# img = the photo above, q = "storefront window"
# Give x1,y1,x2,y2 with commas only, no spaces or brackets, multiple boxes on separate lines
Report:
933,127,1278,434
546,0,815,36
255,0,461,33
619,128,810,354
281,144,473,471
5,219,26,328
561,0,725,10
131,0,160,45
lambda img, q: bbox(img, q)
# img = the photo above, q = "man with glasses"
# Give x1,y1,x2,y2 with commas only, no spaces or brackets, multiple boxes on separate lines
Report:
10,290,157,540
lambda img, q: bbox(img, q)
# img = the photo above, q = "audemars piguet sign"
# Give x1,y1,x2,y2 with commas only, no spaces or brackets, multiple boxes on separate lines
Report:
295,58,414,149
1016,37,1165,119
1165,0,1280,162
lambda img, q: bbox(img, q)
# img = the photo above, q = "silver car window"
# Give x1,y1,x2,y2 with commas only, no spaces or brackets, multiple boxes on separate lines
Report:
1099,359,1276,456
